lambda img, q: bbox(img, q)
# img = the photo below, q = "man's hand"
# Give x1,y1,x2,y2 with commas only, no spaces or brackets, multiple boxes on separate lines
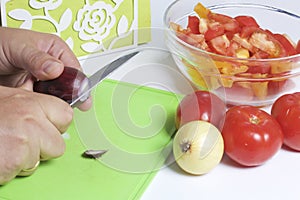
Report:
0,86,73,185
0,27,93,185
0,27,92,111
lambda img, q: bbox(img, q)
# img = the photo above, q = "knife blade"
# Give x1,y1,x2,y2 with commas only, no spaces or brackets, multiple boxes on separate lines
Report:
33,51,139,107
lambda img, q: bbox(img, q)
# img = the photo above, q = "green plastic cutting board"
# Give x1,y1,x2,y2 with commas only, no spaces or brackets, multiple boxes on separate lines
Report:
0,79,181,200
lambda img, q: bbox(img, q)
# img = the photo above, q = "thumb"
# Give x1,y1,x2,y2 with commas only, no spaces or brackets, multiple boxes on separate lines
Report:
19,75,34,91
21,47,64,81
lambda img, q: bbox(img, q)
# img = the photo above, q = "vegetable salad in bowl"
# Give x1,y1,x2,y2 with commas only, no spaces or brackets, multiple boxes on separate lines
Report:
164,1,300,106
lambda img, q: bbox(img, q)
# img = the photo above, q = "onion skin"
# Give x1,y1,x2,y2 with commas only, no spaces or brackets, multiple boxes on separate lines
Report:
33,67,89,104
173,120,224,175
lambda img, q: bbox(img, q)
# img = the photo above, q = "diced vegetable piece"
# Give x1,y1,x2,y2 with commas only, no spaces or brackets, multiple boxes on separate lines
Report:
208,13,240,33
234,15,260,28
236,48,250,58
226,41,239,57
251,81,268,100
251,50,270,59
249,30,286,57
273,34,297,56
240,26,260,38
199,18,209,34
232,34,256,52
215,61,248,75
188,16,200,34
204,24,225,41
170,2,300,101
194,2,210,19
209,35,230,55
296,40,300,54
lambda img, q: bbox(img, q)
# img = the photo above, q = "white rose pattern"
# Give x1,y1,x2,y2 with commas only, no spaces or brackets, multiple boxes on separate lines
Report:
29,0,62,10
4,0,138,56
74,1,116,42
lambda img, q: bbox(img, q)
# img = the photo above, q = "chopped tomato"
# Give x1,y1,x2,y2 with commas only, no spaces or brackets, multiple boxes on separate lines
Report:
249,30,287,58
264,29,274,36
204,24,225,41
296,40,300,54
246,65,271,74
273,34,297,56
209,35,230,55
223,83,254,102
208,13,240,33
232,34,256,53
170,2,300,101
226,41,240,57
234,15,260,28
208,12,232,24
268,80,287,95
225,31,235,40
173,28,192,44
188,16,200,34
251,50,270,59
240,26,260,38
188,33,210,50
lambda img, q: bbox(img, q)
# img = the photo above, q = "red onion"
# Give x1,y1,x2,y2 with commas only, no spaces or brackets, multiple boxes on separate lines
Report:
33,67,90,105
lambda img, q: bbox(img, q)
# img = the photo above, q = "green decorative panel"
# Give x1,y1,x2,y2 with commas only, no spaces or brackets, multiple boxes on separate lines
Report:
1,0,151,58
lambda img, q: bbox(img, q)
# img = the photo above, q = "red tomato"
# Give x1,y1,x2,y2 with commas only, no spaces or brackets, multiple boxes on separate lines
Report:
271,93,300,151
204,24,225,41
234,15,260,28
221,105,283,166
240,26,260,38
174,3,300,60
176,91,226,129
268,80,288,96
296,40,300,54
246,61,271,74
173,25,192,44
273,34,297,56
187,16,200,34
225,31,235,41
249,29,287,58
208,35,230,55
208,12,240,32
250,50,270,59
225,41,239,57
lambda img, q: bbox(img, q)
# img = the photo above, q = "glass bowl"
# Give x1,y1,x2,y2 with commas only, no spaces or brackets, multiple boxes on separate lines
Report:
164,1,300,107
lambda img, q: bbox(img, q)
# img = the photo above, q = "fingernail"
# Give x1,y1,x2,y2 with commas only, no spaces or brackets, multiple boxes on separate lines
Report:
43,60,62,75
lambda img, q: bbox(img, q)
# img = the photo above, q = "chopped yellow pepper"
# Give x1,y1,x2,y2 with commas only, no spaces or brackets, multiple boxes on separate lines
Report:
194,3,210,19
236,48,250,59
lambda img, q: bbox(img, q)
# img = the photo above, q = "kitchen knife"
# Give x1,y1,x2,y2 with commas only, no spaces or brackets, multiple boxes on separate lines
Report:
33,51,139,107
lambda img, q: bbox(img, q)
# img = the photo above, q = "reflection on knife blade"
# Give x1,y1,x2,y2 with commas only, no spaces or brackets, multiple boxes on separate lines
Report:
71,51,139,106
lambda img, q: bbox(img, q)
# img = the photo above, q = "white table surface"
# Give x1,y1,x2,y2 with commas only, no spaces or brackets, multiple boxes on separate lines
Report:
81,1,300,200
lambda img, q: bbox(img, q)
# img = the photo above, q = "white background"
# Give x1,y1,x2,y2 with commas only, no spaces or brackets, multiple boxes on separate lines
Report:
139,1,300,200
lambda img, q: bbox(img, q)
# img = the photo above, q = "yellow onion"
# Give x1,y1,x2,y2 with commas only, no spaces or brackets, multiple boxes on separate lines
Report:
173,120,224,175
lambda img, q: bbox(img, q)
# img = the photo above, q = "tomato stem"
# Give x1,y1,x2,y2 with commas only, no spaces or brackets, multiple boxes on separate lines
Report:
249,115,259,124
